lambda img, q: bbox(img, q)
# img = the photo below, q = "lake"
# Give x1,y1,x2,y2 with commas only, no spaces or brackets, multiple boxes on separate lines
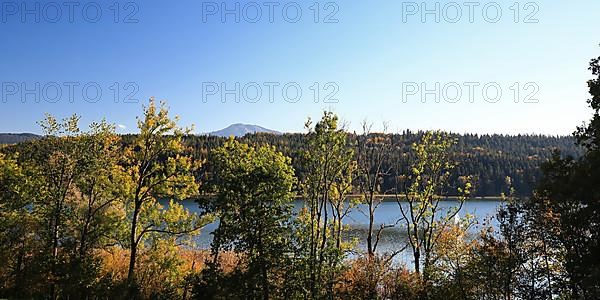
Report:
167,198,503,263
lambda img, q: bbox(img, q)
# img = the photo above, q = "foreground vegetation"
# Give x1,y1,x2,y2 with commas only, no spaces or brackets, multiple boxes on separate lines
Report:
1,54,599,299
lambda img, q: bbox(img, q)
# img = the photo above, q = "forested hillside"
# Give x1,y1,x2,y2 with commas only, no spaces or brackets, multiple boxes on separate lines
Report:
3,131,580,197
0,133,40,144
182,132,580,197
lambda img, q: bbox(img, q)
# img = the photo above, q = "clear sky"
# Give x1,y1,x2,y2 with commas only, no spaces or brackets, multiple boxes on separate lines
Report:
1,0,599,135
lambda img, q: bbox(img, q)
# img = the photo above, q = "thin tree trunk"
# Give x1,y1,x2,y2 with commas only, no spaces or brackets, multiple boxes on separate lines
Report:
127,201,140,298
414,249,420,276
257,226,269,300
50,197,64,300
367,192,374,256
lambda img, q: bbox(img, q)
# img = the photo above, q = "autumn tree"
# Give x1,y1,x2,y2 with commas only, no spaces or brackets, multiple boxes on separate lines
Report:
355,121,394,257
393,131,471,286
34,115,86,299
0,152,41,297
64,121,129,297
460,189,556,299
293,111,356,299
195,138,296,299
123,98,210,297
0,115,127,298
519,51,600,298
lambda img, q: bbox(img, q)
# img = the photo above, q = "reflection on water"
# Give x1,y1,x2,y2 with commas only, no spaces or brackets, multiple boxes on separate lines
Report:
165,199,503,264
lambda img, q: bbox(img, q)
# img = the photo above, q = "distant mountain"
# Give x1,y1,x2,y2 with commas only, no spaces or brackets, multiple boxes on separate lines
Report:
208,124,281,137
0,133,41,144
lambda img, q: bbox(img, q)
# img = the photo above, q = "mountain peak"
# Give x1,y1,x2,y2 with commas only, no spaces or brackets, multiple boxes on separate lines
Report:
208,124,281,137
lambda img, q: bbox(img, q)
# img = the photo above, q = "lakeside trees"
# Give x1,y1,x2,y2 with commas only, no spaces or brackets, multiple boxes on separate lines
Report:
1,51,600,299
355,121,392,258
195,138,296,299
0,152,39,296
2,127,580,198
293,112,357,299
524,52,600,297
0,115,129,298
0,101,208,299
392,131,472,286
122,98,209,297
413,50,600,299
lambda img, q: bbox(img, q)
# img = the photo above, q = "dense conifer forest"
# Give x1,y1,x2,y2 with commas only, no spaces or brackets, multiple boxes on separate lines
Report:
184,132,580,197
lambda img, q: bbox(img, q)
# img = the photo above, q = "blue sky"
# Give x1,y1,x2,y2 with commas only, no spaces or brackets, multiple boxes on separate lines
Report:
0,0,599,135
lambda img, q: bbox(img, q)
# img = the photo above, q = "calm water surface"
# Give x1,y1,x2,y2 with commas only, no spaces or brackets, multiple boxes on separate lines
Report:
166,198,502,263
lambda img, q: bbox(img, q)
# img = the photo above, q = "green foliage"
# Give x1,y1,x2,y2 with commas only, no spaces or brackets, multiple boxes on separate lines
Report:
0,152,42,297
289,111,357,299
194,138,296,299
393,131,472,284
576,53,600,150
174,131,580,197
0,99,211,299
122,98,211,296
453,48,600,300
0,115,129,298
529,50,600,298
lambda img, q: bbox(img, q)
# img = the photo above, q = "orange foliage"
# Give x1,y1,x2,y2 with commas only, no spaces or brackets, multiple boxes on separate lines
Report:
335,256,423,300
96,247,240,298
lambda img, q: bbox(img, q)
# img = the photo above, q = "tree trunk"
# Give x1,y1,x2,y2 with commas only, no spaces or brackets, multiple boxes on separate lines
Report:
127,201,140,298
423,252,431,284
367,196,374,256
50,201,62,300
257,226,269,300
414,249,420,276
